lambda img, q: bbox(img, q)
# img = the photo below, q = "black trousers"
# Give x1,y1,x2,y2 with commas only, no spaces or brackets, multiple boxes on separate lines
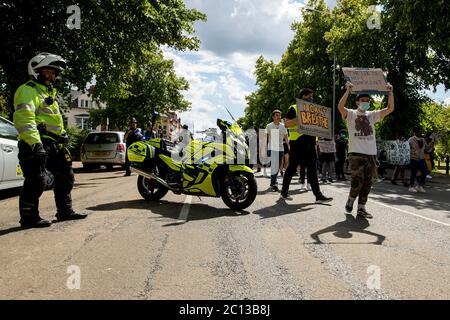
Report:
18,139,74,222
335,154,345,178
281,137,321,197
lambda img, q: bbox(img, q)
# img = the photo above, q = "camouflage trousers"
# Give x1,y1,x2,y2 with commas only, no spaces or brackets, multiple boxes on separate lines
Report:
349,153,377,205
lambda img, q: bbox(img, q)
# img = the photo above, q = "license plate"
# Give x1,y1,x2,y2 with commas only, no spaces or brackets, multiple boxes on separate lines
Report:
16,164,23,177
93,151,110,157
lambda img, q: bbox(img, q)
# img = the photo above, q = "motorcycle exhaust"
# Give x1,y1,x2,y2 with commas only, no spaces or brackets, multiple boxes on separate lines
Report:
130,167,179,191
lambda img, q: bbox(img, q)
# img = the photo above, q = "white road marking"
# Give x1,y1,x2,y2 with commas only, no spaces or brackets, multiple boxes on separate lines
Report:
372,201,450,227
331,187,450,227
178,195,192,222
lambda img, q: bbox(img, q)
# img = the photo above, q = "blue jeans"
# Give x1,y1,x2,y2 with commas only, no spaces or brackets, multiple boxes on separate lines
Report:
410,159,427,187
269,150,284,186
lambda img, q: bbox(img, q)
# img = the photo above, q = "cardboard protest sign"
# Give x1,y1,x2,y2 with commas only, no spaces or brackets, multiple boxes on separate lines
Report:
377,140,410,165
318,140,336,153
296,99,332,139
342,67,388,95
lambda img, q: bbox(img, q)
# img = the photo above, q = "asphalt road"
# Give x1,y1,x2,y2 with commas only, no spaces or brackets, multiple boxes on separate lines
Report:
0,164,449,299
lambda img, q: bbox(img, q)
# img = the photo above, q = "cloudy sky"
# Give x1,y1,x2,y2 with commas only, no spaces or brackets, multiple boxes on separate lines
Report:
164,0,448,133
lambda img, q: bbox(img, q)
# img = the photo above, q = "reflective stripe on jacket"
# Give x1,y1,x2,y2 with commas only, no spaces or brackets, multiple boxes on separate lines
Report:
13,80,65,145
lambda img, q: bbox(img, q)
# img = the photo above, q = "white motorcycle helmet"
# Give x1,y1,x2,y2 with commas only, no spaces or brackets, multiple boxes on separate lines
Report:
28,52,66,82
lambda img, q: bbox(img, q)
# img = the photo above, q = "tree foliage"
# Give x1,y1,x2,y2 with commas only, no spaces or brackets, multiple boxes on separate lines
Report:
0,0,206,119
242,0,449,139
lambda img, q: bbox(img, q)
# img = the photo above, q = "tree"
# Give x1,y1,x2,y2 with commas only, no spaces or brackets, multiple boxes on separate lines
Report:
419,101,450,160
243,0,449,139
242,0,334,130
326,0,449,139
88,48,190,130
0,0,206,117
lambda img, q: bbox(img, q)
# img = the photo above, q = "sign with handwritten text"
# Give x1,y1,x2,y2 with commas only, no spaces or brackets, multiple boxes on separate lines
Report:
342,67,388,95
377,140,410,165
296,99,332,139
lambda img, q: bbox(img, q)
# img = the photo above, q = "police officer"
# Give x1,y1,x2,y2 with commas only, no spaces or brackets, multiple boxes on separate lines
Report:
124,117,143,176
13,52,87,228
280,88,333,203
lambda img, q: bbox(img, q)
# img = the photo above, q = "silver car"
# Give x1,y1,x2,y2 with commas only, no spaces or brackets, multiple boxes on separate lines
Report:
80,131,126,170
0,116,24,190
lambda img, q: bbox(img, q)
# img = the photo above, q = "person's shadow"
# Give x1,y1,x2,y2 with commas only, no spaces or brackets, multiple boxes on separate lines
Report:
310,214,386,245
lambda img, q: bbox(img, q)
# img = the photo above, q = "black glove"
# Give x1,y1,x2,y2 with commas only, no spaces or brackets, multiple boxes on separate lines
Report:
32,143,47,158
60,134,70,144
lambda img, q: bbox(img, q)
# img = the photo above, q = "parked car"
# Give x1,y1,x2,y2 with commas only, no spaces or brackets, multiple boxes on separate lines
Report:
80,131,126,170
0,116,24,190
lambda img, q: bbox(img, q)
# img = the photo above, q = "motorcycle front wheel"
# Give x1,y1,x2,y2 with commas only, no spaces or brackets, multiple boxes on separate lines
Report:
137,175,169,201
221,171,257,210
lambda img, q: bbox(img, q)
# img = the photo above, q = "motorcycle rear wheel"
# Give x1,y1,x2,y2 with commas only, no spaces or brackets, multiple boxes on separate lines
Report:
137,175,169,201
221,171,257,210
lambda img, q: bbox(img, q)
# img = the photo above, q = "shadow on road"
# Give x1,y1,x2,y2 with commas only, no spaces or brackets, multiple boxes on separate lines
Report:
0,226,26,237
309,214,386,245
86,199,249,223
253,199,316,219
0,187,21,201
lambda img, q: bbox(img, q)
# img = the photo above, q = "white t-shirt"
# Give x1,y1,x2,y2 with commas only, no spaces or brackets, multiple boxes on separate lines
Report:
345,108,382,155
266,122,287,152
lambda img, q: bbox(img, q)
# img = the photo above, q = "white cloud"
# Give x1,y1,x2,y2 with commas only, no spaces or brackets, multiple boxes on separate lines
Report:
186,0,304,56
163,0,341,132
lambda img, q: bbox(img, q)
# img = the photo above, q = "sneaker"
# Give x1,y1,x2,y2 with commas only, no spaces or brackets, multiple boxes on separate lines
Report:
280,192,292,200
56,212,88,222
306,184,312,191
299,183,306,191
417,186,426,193
426,175,432,180
409,186,418,193
357,207,373,219
271,185,279,192
315,194,333,204
345,199,354,213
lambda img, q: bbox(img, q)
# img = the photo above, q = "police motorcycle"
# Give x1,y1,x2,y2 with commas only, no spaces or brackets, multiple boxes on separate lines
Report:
127,115,257,210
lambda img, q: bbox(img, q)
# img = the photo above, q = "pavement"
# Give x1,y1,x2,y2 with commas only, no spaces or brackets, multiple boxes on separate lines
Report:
0,163,449,299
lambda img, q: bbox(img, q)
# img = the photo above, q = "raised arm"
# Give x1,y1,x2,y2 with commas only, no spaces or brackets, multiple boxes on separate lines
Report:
380,83,394,119
338,81,353,119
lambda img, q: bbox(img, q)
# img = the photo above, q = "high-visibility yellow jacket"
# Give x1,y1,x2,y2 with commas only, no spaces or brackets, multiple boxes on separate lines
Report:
287,104,302,141
13,80,65,145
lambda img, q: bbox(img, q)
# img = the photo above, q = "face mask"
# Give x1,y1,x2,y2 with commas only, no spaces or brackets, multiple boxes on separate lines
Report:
359,102,370,111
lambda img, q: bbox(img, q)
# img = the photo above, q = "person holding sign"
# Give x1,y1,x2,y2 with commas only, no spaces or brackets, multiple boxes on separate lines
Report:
337,81,394,219
280,88,333,203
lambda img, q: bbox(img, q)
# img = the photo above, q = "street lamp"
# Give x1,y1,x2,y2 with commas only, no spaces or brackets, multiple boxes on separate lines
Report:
304,6,337,139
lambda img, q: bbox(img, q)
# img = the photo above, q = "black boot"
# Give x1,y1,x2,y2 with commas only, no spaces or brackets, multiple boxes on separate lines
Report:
56,211,88,222
20,216,52,228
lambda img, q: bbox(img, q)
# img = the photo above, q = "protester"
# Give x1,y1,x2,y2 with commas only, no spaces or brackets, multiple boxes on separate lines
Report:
335,130,348,181
408,128,429,193
318,138,336,183
280,88,333,203
337,81,395,219
266,110,289,191
124,117,143,176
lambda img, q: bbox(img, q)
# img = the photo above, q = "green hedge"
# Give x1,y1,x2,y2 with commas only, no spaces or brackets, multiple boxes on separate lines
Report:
66,126,89,161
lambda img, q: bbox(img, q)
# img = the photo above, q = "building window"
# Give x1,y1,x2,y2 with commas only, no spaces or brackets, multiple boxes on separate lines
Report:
75,116,91,130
